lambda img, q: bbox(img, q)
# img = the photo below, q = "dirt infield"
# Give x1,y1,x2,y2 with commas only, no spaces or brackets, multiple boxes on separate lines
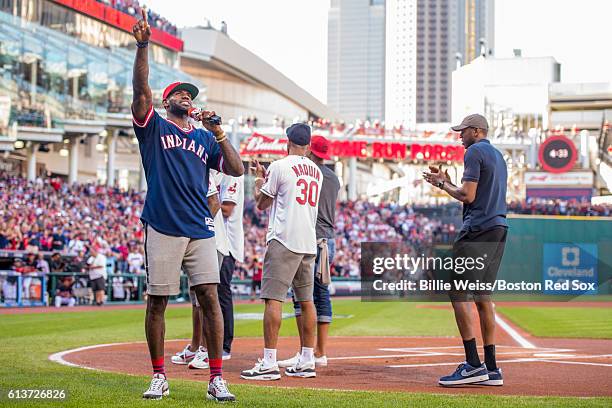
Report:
51,315,612,397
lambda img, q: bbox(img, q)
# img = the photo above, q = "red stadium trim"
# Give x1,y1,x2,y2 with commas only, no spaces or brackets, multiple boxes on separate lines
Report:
49,0,183,52
132,106,154,128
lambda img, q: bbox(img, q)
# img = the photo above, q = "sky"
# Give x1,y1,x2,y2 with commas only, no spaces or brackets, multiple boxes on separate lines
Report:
144,0,612,104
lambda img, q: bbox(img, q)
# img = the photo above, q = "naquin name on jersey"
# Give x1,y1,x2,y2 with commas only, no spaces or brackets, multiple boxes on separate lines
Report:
291,163,322,181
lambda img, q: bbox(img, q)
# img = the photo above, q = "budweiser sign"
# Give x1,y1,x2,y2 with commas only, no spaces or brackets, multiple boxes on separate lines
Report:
241,133,288,156
524,171,593,186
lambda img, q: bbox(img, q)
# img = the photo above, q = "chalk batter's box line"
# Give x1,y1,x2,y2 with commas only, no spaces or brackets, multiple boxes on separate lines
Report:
377,346,574,353
388,353,612,368
328,347,591,362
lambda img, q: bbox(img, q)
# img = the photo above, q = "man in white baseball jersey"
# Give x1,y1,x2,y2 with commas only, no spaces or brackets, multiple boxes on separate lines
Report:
241,123,321,381
217,174,244,357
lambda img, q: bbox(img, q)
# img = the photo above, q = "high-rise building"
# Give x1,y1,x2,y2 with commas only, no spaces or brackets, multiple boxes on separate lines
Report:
385,0,417,128
327,0,385,123
328,0,494,127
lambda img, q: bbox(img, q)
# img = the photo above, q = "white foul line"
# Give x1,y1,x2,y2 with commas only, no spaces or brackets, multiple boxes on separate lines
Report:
495,312,536,349
49,342,138,370
545,360,612,368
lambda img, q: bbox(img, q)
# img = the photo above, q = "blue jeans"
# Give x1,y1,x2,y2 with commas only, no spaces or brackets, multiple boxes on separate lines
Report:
293,238,335,323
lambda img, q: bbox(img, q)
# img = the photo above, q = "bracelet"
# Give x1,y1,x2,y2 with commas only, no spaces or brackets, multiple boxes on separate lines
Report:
215,135,227,143
136,41,149,48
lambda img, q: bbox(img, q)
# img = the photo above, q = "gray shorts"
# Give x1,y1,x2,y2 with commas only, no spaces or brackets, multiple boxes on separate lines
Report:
144,224,219,296
261,239,315,302
189,251,225,307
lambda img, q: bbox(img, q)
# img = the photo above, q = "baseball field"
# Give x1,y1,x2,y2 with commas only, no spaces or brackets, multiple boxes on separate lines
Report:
1,299,611,407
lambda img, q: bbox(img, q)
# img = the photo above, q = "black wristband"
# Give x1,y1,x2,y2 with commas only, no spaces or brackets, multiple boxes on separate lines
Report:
136,41,149,48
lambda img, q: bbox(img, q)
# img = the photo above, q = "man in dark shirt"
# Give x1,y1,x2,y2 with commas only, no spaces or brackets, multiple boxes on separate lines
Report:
278,135,341,369
55,276,76,308
424,114,507,387
52,231,67,251
50,253,67,273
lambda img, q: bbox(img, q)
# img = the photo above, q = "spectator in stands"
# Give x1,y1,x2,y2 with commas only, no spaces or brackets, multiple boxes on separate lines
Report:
68,251,86,273
24,252,38,271
112,238,129,273
127,244,144,274
12,257,35,300
54,276,76,308
50,252,67,273
36,253,50,274
250,257,262,302
96,0,178,36
68,232,86,254
51,230,67,251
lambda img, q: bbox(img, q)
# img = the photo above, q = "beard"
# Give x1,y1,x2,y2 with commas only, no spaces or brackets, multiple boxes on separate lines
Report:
168,102,189,116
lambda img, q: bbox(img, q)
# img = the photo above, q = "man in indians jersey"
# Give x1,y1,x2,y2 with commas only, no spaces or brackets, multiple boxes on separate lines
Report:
131,9,243,402
241,123,322,381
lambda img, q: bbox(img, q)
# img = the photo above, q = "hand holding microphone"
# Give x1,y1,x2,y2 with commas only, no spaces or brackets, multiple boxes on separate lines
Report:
188,107,226,142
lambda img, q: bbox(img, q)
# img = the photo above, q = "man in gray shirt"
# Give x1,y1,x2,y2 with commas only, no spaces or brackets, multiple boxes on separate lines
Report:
278,135,341,369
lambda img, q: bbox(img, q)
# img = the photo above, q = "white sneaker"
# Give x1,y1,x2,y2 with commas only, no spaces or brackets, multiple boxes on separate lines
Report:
171,344,195,365
277,352,299,368
142,373,169,399
285,358,316,378
240,359,281,381
314,355,328,367
188,347,209,370
222,350,232,360
207,376,236,402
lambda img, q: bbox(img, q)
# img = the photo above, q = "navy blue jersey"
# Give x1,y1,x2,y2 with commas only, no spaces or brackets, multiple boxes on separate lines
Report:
133,106,223,238
460,139,508,231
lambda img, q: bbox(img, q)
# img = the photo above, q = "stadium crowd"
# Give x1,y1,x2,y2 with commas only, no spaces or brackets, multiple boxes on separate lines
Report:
96,0,178,36
1,174,611,283
507,199,611,216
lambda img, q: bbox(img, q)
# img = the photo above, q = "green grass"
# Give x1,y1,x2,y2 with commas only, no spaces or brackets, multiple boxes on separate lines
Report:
0,299,611,407
225,300,460,338
497,306,612,339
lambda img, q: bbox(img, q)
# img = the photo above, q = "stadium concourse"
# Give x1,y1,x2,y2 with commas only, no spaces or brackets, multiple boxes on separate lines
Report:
1,173,611,279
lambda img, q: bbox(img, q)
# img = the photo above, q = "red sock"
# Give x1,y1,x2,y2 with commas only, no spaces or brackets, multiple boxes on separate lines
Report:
209,358,222,382
152,356,165,377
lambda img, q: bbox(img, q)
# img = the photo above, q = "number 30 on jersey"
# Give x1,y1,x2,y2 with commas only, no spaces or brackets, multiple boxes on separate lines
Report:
295,179,319,207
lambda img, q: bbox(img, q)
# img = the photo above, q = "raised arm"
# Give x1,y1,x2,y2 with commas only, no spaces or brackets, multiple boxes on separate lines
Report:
131,8,153,122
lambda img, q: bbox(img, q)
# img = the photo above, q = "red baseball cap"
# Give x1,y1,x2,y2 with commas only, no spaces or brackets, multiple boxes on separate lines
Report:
310,135,331,160
162,82,199,100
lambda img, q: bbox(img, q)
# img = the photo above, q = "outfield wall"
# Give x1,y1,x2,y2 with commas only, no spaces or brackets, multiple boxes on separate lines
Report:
500,215,612,296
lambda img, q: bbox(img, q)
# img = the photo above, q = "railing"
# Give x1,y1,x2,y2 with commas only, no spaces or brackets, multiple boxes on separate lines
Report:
0,271,47,307
0,270,363,308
